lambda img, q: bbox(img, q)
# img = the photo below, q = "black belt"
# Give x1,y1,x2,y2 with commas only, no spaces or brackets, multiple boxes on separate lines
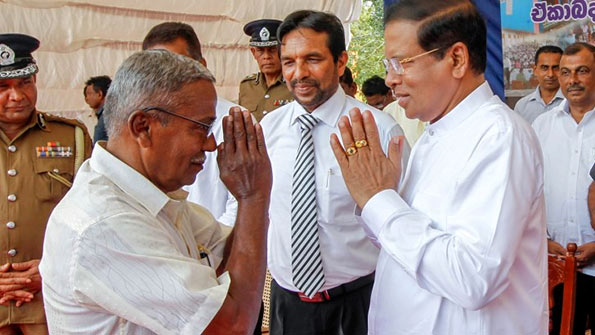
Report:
291,272,375,303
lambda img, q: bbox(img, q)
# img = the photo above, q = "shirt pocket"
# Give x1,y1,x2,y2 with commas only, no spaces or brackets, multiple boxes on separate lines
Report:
323,168,354,221
34,158,74,202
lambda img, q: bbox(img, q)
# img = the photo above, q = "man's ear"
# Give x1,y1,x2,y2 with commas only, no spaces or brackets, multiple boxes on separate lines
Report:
337,51,348,77
449,42,470,79
128,111,154,148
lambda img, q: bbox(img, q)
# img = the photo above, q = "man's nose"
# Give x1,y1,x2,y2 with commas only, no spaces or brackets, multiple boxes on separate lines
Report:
8,87,26,102
294,60,310,80
203,134,217,152
385,71,402,90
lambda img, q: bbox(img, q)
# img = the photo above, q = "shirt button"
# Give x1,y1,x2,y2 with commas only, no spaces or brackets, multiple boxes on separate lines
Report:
7,194,16,202
429,130,435,136
264,94,270,99
6,221,15,229
7,169,17,176
7,249,16,257
7,145,17,152
53,168,60,173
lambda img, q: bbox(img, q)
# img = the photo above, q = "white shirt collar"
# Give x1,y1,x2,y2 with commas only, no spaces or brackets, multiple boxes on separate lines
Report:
289,86,346,128
89,143,171,217
555,99,595,121
427,81,493,137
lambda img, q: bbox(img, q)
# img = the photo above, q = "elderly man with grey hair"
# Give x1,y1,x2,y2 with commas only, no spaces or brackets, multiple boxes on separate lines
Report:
38,50,272,335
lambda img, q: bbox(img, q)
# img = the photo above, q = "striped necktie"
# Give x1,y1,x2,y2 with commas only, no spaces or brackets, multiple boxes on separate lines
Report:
291,113,324,298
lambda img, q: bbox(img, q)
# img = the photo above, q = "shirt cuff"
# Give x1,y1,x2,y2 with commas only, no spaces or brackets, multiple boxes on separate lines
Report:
361,189,410,237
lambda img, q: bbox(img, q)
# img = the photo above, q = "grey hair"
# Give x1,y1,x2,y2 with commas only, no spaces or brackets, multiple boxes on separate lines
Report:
103,49,216,138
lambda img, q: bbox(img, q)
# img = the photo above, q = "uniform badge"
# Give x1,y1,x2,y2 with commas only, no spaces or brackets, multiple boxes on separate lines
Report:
0,44,15,66
259,27,270,42
36,141,73,158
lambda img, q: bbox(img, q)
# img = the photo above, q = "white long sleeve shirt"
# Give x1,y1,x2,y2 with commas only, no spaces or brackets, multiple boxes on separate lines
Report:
361,82,548,335
40,143,231,335
261,87,410,292
532,101,595,277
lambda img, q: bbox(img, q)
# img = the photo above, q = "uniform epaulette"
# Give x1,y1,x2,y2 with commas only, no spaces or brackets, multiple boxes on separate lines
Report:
241,73,258,83
39,111,87,129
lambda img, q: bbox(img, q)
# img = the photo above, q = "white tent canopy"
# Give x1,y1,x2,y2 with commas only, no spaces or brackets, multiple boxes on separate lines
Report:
1,0,362,119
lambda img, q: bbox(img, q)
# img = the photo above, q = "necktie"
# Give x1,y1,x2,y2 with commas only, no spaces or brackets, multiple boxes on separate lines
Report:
291,113,324,298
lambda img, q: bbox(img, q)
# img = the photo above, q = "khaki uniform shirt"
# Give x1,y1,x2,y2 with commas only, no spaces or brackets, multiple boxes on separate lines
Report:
238,72,293,121
0,111,92,326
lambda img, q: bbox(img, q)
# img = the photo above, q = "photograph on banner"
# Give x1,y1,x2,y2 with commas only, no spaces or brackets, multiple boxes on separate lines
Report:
500,0,595,98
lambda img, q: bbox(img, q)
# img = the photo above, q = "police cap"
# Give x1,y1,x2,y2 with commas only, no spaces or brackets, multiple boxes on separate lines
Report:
243,19,282,47
0,33,40,79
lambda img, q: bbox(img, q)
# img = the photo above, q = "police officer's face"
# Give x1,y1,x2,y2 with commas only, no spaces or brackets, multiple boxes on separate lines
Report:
280,28,347,112
0,75,37,129
143,80,217,193
250,46,281,75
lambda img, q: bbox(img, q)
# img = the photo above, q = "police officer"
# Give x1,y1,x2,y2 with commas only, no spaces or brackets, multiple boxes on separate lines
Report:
0,34,92,334
239,19,293,121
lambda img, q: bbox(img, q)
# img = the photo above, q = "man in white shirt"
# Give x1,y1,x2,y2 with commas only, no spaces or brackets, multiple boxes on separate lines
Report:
142,22,240,226
514,45,565,124
533,42,595,335
142,23,265,334
39,50,272,334
264,10,409,335
330,1,548,334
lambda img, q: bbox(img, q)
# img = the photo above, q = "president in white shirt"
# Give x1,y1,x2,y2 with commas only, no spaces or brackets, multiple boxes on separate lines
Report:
330,1,548,334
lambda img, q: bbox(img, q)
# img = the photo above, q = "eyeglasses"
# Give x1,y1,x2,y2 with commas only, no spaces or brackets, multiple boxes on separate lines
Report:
141,106,214,136
382,47,441,75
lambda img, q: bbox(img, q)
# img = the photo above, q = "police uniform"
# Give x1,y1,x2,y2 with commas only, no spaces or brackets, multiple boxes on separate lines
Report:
0,34,92,330
239,19,293,121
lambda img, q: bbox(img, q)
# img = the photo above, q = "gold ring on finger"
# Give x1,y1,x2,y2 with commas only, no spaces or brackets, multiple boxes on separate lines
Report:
355,139,368,148
346,146,357,156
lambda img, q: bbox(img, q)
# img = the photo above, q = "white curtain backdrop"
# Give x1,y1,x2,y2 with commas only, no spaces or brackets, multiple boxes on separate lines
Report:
0,0,362,122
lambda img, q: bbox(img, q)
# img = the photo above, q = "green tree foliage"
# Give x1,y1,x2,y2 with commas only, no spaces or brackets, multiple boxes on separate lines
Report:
348,0,386,89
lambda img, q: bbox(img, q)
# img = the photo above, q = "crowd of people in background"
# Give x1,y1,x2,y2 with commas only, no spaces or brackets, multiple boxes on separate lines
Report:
1,0,594,334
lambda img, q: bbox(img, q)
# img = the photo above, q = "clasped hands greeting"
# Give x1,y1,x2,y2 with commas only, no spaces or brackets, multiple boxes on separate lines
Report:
217,107,272,203
330,108,405,209
0,259,41,307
